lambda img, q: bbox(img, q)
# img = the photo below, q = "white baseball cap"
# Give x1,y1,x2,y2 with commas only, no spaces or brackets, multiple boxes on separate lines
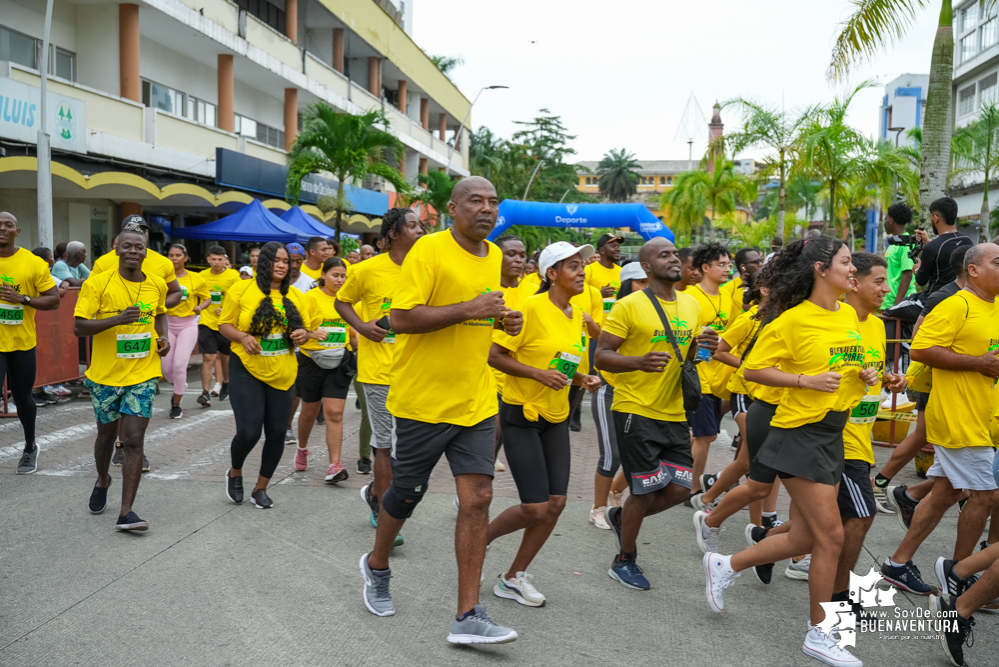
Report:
538,241,595,278
620,262,647,282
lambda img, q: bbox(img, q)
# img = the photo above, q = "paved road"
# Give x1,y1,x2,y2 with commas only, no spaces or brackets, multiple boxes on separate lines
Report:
1,368,995,666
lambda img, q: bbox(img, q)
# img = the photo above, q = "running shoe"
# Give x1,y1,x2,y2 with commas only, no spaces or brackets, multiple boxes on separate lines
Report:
250,488,273,508
115,511,149,531
197,390,211,407
958,496,969,513
447,604,517,644
885,485,918,530
357,458,372,475
607,489,623,508
935,557,968,598
494,459,506,472
218,383,229,402
360,552,395,616
871,477,893,514
880,558,936,595
32,394,50,407
16,445,38,474
89,478,110,514
683,491,701,508
745,523,774,585
44,383,71,396
453,495,460,512
762,514,783,530
169,405,183,419
494,572,545,607
605,506,624,553
212,382,221,396
730,433,741,453
316,411,324,425
608,555,650,591
112,442,124,467
802,625,862,667
700,472,718,494
225,470,243,504
981,540,991,552
325,462,348,483
361,484,380,526
285,429,296,445
930,593,974,667
785,556,810,580
142,457,150,473
294,447,309,471
703,552,739,612
694,510,719,554
691,492,716,513
589,506,611,529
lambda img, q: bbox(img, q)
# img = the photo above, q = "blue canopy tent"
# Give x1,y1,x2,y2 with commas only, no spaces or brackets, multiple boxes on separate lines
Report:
487,201,674,243
279,206,337,238
170,200,310,244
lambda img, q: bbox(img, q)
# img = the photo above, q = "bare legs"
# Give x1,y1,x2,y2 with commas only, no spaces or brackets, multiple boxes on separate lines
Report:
297,398,347,464
487,495,567,578
94,415,150,516
691,434,717,494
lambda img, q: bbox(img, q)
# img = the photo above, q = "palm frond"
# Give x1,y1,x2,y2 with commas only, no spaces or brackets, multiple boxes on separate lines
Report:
828,0,931,80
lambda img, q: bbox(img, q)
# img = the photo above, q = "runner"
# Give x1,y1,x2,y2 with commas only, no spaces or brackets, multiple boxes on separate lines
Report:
721,247,763,315
486,241,601,607
883,202,916,309
347,249,360,265
301,236,330,282
594,237,716,591
881,242,999,594
240,246,260,280
219,242,309,509
703,236,875,667
492,234,527,472
74,223,170,530
585,233,623,329
294,257,354,482
359,244,375,261
283,243,309,444
290,242,318,293
566,259,607,432
676,247,701,291
197,246,242,408
0,212,60,474
163,244,209,419
359,177,522,645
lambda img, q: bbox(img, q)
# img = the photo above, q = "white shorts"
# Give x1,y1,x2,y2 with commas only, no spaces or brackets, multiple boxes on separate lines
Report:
358,382,393,450
926,445,999,491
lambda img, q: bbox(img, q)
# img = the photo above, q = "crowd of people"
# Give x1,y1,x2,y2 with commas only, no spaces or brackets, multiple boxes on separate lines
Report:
3,184,999,664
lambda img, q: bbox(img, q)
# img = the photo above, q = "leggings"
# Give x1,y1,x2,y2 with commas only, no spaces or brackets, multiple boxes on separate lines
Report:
161,315,198,395
500,401,571,504
0,348,37,447
592,381,620,478
228,354,294,479
354,378,372,460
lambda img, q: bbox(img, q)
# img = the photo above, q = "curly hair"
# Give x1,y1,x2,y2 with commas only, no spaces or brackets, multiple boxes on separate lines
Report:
886,202,912,227
756,236,845,322
248,241,304,345
380,207,416,250
692,242,730,272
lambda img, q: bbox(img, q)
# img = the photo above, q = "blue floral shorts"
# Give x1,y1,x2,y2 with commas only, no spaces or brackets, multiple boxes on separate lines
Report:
85,378,159,424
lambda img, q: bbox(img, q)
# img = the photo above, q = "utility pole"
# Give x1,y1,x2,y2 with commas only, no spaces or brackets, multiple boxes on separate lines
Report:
37,0,55,249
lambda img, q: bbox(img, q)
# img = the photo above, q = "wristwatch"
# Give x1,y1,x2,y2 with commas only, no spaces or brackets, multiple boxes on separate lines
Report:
22,295,31,306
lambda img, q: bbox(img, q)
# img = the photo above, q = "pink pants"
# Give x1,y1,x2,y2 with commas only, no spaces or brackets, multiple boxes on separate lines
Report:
162,315,199,396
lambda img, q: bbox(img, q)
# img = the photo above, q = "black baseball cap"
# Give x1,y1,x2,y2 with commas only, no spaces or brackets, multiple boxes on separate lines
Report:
597,233,624,249
121,214,150,232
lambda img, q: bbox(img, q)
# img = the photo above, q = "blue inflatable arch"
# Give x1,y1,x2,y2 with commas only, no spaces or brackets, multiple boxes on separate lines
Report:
487,200,675,243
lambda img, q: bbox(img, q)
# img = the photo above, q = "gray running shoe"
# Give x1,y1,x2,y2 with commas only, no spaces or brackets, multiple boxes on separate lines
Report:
16,445,38,474
447,604,518,644
360,552,395,616
111,442,124,467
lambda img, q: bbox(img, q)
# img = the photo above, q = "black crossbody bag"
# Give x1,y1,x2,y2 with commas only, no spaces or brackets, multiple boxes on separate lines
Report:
643,288,702,412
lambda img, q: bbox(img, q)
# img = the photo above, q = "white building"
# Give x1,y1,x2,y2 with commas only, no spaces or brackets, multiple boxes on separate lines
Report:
877,73,928,149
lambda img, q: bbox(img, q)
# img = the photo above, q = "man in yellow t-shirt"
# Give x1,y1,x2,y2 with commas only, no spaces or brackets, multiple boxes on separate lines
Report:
74,224,170,533
197,245,242,406
887,243,999,585
92,215,182,309
359,177,523,644
0,211,61,475
301,236,330,282
594,237,716,591
585,233,623,327
721,247,763,315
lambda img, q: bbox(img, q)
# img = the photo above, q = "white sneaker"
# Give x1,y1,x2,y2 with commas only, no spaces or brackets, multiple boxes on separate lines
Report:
691,492,716,513
786,556,811,580
703,552,739,613
213,381,222,396
802,625,863,666
284,429,296,444
494,572,545,607
589,506,611,530
607,490,624,508
453,495,460,513
694,511,720,554
494,459,506,472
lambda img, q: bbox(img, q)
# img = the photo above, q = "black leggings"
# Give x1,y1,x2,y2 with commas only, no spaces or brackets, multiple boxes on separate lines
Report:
1,349,37,448
500,401,571,504
228,354,294,479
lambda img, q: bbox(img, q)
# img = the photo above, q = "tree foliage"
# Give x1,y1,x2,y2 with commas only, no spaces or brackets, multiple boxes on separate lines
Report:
596,148,641,202
405,170,455,229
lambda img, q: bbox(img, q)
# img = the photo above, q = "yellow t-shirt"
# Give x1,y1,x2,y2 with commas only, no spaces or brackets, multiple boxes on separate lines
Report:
689,284,734,395
74,270,168,387
197,268,243,330
220,280,306,391
603,289,700,422
494,294,584,422
842,311,887,464
301,263,322,281
492,282,526,395
386,231,502,426
913,290,999,449
720,305,763,397
721,275,746,314
518,272,541,300
92,248,177,284
0,247,57,352
585,261,622,326
301,288,351,355
336,252,402,386
570,284,604,375
168,271,209,318
746,300,866,429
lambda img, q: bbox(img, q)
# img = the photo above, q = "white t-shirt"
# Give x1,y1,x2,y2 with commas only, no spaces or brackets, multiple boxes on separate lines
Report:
292,273,316,293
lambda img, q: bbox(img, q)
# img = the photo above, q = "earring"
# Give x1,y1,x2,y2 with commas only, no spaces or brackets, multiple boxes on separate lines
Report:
821,273,826,277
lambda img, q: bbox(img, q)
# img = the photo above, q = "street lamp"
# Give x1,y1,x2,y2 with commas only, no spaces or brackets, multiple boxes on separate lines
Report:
523,159,544,200
37,0,55,249
889,126,906,203
445,85,508,174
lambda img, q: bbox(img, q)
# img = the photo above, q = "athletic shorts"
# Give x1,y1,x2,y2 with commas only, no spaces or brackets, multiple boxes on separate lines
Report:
687,393,722,438
500,402,571,503
391,416,495,492
756,410,848,486
746,400,779,484
837,459,877,519
926,445,999,491
359,382,392,449
613,411,693,495
730,393,752,417
85,377,158,424
915,391,929,412
197,324,231,356
295,353,349,402
593,382,620,478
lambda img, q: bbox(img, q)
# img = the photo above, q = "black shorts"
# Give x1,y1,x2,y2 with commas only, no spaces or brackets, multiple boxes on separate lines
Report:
687,393,722,438
613,411,693,495
500,402,571,503
391,416,495,493
755,410,848,486
746,400,779,484
915,391,929,412
730,393,753,417
197,325,231,356
296,352,349,402
837,459,877,519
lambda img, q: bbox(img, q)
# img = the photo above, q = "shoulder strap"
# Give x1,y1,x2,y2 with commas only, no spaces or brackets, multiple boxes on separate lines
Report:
643,288,685,362
695,284,721,320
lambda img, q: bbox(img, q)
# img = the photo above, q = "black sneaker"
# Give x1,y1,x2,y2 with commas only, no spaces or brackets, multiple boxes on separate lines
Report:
745,523,774,584
197,391,211,407
112,442,124,467
361,483,380,525
142,457,150,473
881,558,936,595
115,511,149,531
935,557,968,598
169,405,183,419
250,488,274,509
700,472,718,494
931,593,974,667
605,506,627,555
762,514,783,530
316,411,325,425
89,478,111,514
16,445,39,474
226,470,243,504
357,458,372,475
32,394,49,408
981,541,991,552
886,485,918,530
218,383,229,402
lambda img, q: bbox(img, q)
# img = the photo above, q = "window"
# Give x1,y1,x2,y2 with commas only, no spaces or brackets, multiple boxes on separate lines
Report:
235,114,284,150
983,17,999,50
667,176,672,185
981,73,998,106
585,177,591,185
959,84,977,116
0,25,37,69
234,0,286,35
185,96,217,127
142,79,184,115
660,176,665,185
54,47,74,81
964,4,980,33
961,33,979,62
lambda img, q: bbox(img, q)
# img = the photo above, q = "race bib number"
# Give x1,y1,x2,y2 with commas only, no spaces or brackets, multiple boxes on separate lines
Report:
849,395,880,424
549,351,581,381
0,303,24,325
180,286,189,302
603,297,615,313
318,326,347,349
210,290,222,305
383,329,396,344
117,332,152,359
260,333,290,357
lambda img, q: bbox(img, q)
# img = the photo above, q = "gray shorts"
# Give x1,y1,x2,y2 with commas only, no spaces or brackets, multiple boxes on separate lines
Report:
391,416,495,492
926,445,998,491
358,382,392,449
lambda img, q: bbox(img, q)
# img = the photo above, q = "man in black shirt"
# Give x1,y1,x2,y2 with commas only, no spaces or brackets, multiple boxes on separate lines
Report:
914,197,973,295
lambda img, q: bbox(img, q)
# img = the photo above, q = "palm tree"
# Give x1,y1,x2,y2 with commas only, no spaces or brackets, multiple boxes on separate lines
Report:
469,126,504,182
407,170,455,229
714,211,778,248
854,135,920,212
287,104,408,240
952,101,999,236
430,54,464,76
595,148,641,202
661,156,750,242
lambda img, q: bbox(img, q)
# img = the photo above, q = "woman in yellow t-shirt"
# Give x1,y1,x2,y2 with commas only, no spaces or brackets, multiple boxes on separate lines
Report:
486,241,601,607
492,234,527,473
293,257,356,483
219,242,309,509
703,237,879,666
163,244,210,419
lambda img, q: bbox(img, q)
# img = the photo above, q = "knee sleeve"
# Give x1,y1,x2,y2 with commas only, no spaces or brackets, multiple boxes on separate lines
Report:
381,481,428,520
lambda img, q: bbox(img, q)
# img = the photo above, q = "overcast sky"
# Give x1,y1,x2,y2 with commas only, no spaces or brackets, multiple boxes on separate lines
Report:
413,0,942,162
